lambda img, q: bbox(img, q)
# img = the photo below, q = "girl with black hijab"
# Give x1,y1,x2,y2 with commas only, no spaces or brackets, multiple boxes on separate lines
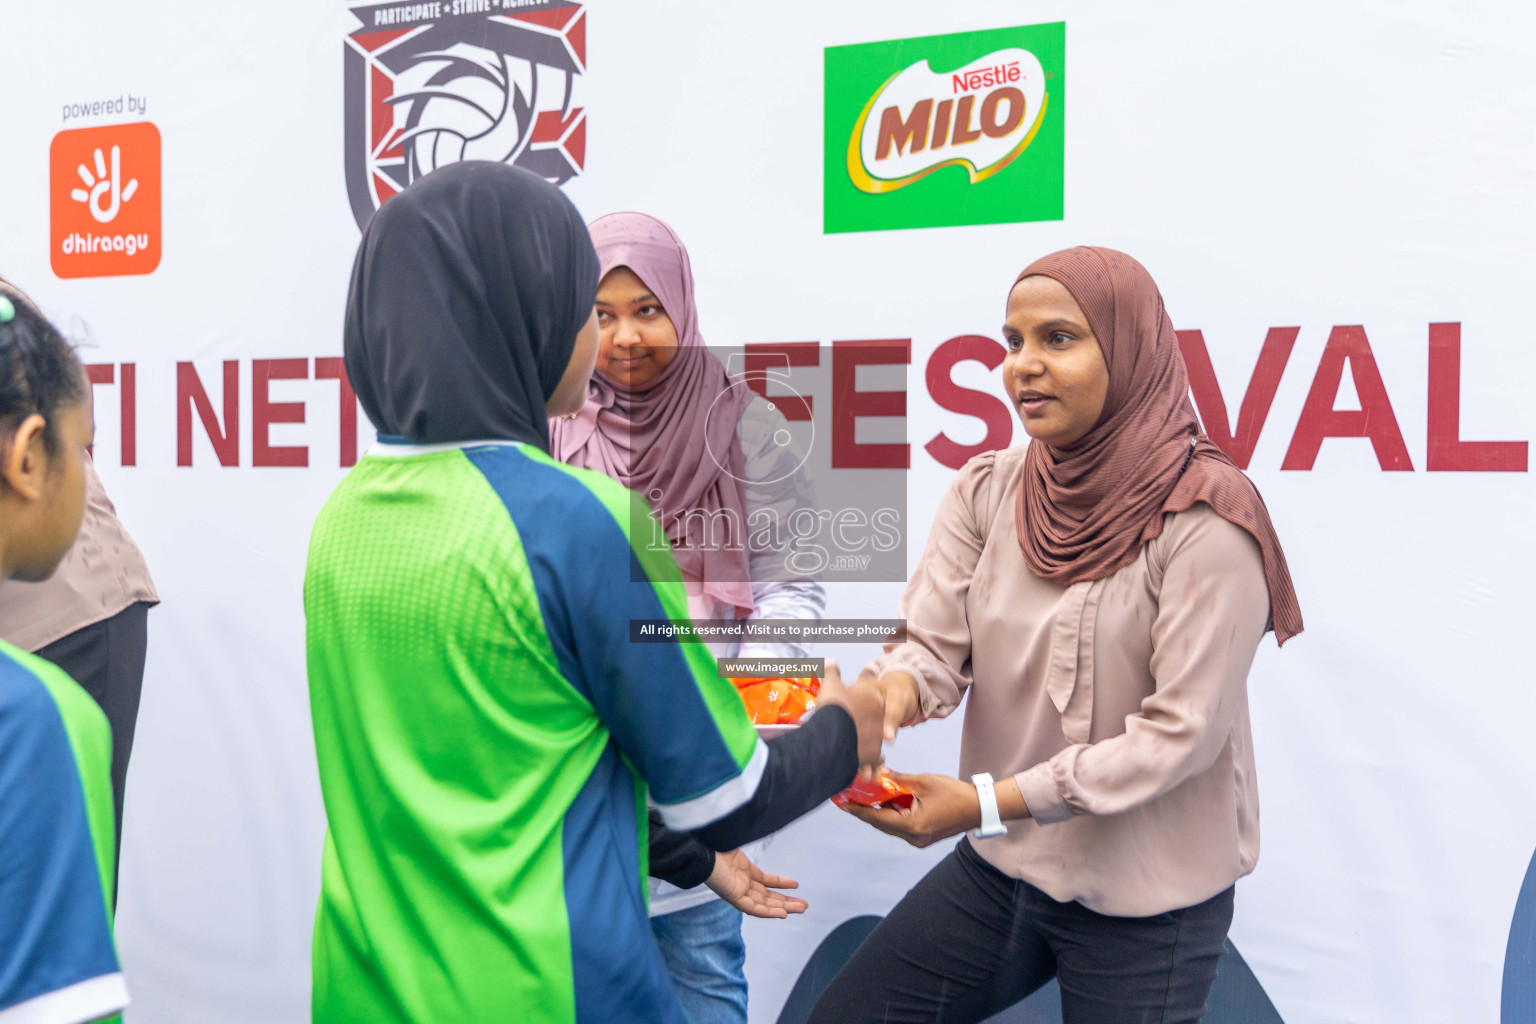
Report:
305,162,883,1024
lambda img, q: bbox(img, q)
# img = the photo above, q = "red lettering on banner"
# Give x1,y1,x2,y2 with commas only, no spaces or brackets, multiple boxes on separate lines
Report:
1281,326,1413,471
1426,322,1528,472
121,363,136,466
742,342,818,421
923,335,1013,470
86,363,136,464
177,361,239,467
252,359,309,468
92,328,1533,474
85,364,112,460
1177,328,1298,469
314,358,360,467
832,339,910,469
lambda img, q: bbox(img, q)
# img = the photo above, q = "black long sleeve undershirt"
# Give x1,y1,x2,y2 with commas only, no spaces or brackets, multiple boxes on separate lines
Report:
647,705,858,886
648,811,715,889
689,704,858,851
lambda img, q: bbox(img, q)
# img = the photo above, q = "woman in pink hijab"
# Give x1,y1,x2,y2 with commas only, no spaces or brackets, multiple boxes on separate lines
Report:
810,247,1302,1024
551,212,824,1024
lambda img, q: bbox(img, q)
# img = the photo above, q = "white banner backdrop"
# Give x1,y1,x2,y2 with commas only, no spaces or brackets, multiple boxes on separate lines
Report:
2,2,1534,1022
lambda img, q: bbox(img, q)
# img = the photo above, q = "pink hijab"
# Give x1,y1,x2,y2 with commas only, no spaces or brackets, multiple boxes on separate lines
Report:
1014,247,1303,644
550,213,756,618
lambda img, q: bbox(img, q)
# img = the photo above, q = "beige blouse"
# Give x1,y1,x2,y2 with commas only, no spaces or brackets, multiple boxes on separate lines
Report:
868,446,1270,917
0,457,158,651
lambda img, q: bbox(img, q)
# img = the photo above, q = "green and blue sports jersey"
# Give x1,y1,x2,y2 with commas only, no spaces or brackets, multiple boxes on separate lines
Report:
0,640,126,1024
305,439,764,1024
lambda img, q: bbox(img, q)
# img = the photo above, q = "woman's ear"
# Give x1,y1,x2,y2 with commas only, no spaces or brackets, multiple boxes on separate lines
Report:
0,414,49,501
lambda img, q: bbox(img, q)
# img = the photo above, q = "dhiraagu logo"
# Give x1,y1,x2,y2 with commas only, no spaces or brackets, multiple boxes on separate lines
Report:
825,23,1064,233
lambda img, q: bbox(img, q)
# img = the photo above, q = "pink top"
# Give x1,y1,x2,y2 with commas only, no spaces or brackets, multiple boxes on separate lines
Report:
867,447,1271,917
0,458,158,651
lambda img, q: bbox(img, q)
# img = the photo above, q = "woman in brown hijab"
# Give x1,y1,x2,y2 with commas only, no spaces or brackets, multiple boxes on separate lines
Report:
809,247,1301,1024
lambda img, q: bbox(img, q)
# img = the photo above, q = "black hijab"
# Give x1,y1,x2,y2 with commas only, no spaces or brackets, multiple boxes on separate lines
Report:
343,161,600,450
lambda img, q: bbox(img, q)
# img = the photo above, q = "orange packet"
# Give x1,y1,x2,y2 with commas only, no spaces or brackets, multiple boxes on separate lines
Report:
732,677,820,725
775,683,818,724
832,769,914,810
734,679,789,725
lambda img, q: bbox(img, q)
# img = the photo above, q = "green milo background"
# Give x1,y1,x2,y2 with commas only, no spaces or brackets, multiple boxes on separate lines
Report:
823,21,1066,234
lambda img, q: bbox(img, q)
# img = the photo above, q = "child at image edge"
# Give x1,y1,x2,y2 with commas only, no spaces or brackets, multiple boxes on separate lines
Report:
0,283,129,1024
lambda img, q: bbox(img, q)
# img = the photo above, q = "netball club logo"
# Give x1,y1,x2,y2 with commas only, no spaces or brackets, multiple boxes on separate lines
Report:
343,0,587,231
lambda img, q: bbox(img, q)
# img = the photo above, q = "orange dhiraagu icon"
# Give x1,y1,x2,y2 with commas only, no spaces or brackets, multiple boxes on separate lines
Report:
847,48,1048,195
50,121,162,278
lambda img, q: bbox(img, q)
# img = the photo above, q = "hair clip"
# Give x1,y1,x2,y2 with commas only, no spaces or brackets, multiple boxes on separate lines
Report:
0,295,14,324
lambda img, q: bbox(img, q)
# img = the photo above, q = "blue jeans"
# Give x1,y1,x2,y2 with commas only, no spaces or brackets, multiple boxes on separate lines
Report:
650,899,748,1024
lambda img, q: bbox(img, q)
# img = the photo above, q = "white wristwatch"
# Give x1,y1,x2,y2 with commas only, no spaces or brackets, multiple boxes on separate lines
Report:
970,773,1008,839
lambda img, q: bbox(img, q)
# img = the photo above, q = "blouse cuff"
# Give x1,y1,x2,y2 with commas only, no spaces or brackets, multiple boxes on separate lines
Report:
1015,762,1072,825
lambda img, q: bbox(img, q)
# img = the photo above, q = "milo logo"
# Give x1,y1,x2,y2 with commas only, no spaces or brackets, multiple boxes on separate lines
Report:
848,49,1047,194
824,23,1065,234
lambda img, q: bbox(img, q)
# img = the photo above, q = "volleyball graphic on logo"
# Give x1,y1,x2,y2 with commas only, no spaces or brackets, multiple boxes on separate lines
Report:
343,2,587,231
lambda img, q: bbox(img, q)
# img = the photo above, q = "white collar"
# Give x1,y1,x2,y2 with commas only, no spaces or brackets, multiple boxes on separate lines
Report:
365,438,526,458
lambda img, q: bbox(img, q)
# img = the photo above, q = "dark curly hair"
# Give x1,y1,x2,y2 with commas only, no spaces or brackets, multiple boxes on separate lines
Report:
0,285,88,457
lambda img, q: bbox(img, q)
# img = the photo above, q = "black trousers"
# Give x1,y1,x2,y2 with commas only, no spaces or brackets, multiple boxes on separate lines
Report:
36,600,151,904
809,839,1234,1024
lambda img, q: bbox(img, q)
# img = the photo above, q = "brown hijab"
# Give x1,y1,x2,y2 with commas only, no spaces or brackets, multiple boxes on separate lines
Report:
1014,246,1303,644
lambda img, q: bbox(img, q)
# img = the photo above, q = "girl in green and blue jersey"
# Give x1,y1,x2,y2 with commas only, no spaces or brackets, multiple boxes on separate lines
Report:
0,281,127,1024
306,162,883,1024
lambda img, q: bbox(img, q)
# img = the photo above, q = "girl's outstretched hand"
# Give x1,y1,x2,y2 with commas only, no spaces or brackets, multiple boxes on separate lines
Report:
704,849,808,919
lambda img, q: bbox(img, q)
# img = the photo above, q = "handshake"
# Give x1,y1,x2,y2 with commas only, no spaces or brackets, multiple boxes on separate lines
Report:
812,659,922,779
705,660,995,920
